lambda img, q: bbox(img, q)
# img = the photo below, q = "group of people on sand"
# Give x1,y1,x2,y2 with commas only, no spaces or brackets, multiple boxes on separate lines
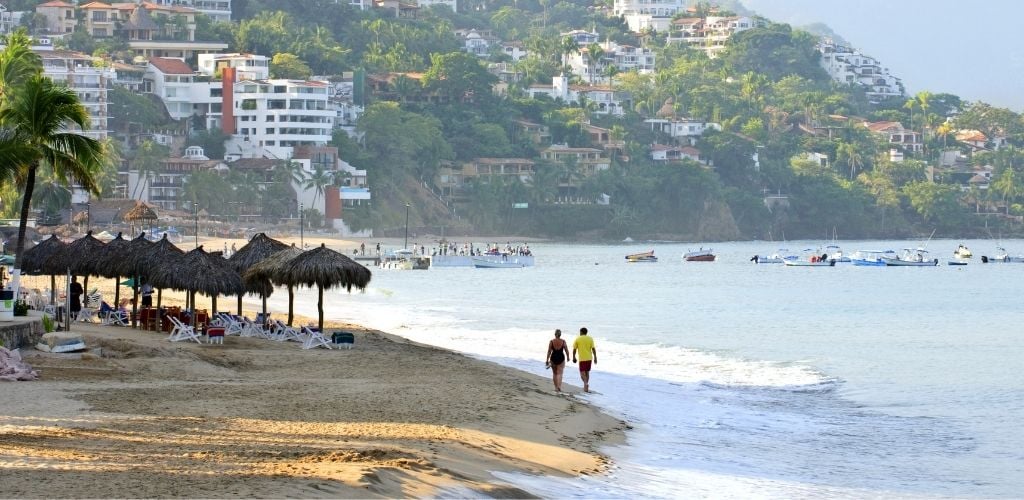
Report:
545,327,597,393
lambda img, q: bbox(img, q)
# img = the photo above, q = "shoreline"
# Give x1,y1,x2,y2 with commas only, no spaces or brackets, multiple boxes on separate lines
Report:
0,316,626,498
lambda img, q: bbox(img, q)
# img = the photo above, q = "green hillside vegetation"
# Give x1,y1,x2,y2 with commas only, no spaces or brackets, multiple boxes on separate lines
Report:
51,0,1024,239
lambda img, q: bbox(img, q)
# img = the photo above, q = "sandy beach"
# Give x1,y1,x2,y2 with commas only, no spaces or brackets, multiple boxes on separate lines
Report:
0,312,625,498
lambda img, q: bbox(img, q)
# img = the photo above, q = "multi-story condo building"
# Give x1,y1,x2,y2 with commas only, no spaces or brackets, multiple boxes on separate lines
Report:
34,0,77,35
527,75,631,116
863,121,922,153
541,144,611,202
37,49,115,140
567,41,654,83
612,0,684,33
78,2,227,59
127,146,223,211
197,53,270,81
144,56,221,126
232,78,334,159
148,0,232,22
1,4,25,34
666,16,756,57
818,39,903,103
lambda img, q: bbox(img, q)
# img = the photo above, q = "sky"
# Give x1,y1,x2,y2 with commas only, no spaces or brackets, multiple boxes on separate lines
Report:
740,0,1024,111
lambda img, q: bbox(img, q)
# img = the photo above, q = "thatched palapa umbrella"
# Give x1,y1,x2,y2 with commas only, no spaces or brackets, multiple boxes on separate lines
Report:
151,246,242,325
131,233,184,327
90,232,131,312
123,201,158,236
279,243,372,332
53,231,107,297
244,245,301,325
228,233,289,315
21,235,67,304
121,232,155,327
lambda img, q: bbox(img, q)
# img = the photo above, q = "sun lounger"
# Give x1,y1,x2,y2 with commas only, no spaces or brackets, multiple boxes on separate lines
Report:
168,316,201,343
301,326,331,350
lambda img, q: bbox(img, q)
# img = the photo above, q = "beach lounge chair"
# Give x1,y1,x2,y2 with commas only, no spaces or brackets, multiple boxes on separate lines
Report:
272,320,303,342
216,313,245,336
301,326,331,350
168,316,201,343
99,302,129,326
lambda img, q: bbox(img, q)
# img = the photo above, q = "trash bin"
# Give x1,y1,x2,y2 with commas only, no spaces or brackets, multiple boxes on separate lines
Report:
0,290,14,321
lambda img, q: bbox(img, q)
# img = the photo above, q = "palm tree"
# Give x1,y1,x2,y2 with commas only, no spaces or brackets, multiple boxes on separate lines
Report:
303,165,335,212
0,31,41,103
560,36,580,72
584,43,604,84
837,142,864,180
0,75,105,297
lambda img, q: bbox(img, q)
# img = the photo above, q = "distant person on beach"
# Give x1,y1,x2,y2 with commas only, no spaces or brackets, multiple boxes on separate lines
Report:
572,327,597,393
69,277,83,316
141,282,154,308
546,329,570,392
360,242,365,255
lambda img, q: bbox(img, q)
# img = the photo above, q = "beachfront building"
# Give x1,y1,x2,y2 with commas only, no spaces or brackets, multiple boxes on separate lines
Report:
644,117,723,145
666,16,756,57
612,0,684,33
126,146,225,211
37,49,115,140
144,56,224,131
197,53,270,81
232,78,333,159
566,41,655,84
435,157,536,201
818,38,903,102
527,74,630,116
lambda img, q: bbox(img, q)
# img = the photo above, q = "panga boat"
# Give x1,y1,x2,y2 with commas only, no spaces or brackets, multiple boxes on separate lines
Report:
981,247,1024,263
626,250,658,263
884,248,939,266
472,255,528,268
683,248,715,262
825,244,850,263
784,249,836,267
750,249,797,264
850,250,897,266
954,244,973,259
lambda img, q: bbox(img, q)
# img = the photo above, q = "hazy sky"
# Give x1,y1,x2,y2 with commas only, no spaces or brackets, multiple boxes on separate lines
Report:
741,0,1024,111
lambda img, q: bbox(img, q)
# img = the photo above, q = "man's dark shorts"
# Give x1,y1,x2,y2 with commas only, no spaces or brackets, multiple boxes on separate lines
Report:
578,360,592,372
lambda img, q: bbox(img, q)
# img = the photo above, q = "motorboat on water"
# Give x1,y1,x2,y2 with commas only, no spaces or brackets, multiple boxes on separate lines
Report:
472,255,529,268
379,249,431,270
825,244,850,263
683,248,715,262
626,250,658,263
954,244,973,259
783,249,836,267
850,250,897,266
750,249,797,264
884,248,939,266
981,247,1024,263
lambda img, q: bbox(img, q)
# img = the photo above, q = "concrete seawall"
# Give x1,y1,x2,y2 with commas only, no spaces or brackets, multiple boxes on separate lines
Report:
0,315,45,349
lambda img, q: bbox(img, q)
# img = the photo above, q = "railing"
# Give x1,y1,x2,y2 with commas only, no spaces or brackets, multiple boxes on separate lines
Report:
423,180,460,220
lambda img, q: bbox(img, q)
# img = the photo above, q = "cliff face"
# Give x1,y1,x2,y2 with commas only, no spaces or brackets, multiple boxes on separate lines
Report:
696,199,741,241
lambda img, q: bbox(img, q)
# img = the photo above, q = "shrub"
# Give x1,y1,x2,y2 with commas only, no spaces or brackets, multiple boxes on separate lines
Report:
13,300,29,317
42,314,55,333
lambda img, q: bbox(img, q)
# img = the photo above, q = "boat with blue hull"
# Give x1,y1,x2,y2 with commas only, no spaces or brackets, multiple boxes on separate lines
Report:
850,250,897,266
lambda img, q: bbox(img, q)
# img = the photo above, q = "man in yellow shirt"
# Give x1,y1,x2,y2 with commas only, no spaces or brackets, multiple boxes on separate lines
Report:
572,327,597,393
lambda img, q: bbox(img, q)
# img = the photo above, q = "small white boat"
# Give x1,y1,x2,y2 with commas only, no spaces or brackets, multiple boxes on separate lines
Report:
750,249,797,264
472,256,528,268
884,248,939,266
825,244,850,263
954,244,973,259
850,250,897,266
981,247,1024,263
683,248,715,262
784,249,835,267
626,250,658,263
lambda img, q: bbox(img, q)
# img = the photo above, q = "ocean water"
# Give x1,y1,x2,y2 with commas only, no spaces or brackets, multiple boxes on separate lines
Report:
269,239,1024,498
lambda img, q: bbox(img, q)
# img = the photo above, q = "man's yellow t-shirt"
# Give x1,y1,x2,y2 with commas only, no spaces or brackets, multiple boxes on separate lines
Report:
573,335,595,361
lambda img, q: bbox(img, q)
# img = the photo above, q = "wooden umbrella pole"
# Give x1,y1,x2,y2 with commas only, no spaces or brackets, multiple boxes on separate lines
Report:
261,293,267,322
287,285,294,326
211,294,217,316
237,294,242,316
113,276,120,312
50,275,56,304
318,285,324,332
131,279,138,328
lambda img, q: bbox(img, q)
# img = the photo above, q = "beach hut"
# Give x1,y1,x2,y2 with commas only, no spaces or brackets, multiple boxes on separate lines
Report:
244,245,301,325
227,233,289,315
278,244,372,332
21,235,67,305
123,201,158,236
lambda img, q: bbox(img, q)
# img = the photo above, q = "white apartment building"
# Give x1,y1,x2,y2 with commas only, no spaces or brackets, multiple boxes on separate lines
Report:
0,4,25,34
567,41,654,83
37,49,115,140
645,117,722,145
612,0,684,33
197,52,269,80
527,75,630,116
233,79,334,159
34,0,76,35
666,16,755,57
144,56,221,126
147,0,232,22
818,39,903,102
562,29,599,46
461,29,491,57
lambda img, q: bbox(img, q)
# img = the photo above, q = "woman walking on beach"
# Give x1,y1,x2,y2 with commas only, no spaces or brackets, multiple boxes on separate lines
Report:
546,329,570,392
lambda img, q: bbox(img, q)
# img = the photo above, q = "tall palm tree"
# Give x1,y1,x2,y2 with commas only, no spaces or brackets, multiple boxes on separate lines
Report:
584,43,604,84
302,165,334,212
0,75,105,297
0,31,41,103
560,36,580,72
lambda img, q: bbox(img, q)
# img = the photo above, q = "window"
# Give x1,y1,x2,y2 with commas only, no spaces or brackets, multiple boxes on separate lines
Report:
266,128,275,134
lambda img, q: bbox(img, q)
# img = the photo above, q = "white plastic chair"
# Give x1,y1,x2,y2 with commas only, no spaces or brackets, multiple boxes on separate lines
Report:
301,326,331,350
272,320,303,342
102,310,129,327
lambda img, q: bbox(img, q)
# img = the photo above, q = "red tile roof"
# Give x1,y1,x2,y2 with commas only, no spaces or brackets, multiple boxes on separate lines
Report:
148,57,194,75
37,1,76,7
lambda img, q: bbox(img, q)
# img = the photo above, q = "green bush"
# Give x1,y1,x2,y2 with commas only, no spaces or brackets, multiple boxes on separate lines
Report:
13,300,29,317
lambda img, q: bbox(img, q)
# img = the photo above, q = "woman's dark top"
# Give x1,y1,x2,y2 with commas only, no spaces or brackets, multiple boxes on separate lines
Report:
549,339,566,365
